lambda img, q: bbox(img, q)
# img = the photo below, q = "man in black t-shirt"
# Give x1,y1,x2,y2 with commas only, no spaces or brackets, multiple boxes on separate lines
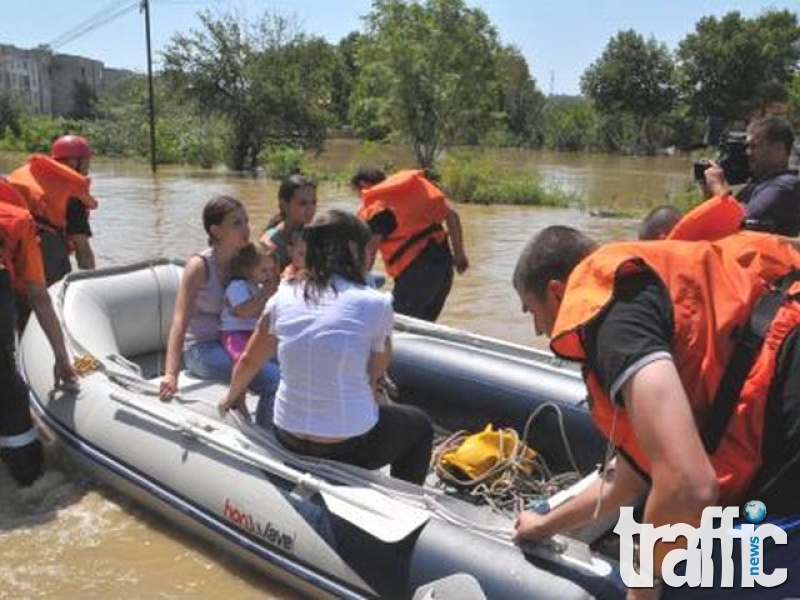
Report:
511,226,800,598
49,135,96,280
351,167,469,322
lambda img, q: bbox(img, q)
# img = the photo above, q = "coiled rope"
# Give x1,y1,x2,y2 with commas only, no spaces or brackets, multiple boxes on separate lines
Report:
432,402,583,518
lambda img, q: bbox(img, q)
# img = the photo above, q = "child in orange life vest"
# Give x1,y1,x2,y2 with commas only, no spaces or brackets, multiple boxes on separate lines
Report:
220,243,279,362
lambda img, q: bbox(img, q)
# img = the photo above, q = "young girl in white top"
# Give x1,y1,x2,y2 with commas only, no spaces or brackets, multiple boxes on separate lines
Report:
220,242,279,362
222,209,433,484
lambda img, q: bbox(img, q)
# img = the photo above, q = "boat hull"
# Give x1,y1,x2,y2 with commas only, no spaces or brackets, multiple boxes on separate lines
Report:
19,261,622,599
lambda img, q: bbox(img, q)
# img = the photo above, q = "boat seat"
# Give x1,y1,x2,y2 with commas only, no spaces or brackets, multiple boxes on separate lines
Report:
61,261,181,369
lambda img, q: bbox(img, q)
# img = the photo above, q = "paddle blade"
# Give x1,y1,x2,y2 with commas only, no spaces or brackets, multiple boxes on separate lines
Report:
320,486,429,543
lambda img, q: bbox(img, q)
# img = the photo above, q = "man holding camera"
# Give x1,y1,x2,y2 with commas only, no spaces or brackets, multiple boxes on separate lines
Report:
700,117,800,237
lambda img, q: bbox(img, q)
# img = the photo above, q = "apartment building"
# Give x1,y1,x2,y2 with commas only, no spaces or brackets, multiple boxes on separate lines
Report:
0,43,132,116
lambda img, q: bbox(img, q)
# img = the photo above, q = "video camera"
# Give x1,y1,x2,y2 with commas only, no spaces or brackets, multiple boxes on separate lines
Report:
693,131,751,185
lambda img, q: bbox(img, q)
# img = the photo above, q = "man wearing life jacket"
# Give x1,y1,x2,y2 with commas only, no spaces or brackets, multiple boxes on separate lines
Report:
697,117,800,237
0,195,77,486
512,226,800,598
7,134,98,287
351,167,468,321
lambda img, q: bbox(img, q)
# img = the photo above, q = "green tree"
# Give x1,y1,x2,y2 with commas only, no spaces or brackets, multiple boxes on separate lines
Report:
676,10,800,122
68,79,98,120
162,11,332,171
0,92,22,137
581,30,676,150
330,32,363,130
542,97,599,151
491,45,545,146
352,0,500,167
789,72,800,126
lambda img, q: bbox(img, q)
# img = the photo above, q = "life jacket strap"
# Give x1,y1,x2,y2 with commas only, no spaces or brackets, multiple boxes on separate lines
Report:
703,269,800,453
386,222,445,266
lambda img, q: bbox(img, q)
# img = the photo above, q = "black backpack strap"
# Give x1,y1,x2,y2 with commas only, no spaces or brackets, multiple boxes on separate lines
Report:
386,222,445,266
702,269,800,453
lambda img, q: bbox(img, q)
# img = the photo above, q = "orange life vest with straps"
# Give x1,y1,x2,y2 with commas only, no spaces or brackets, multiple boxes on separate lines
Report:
551,232,800,505
0,201,40,292
6,154,97,236
667,194,744,242
358,170,449,278
0,177,29,209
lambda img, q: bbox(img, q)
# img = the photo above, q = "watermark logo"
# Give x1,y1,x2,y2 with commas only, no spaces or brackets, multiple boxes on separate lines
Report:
614,501,787,589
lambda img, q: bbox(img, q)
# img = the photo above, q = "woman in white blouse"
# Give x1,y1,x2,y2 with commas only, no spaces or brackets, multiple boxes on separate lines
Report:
222,209,433,484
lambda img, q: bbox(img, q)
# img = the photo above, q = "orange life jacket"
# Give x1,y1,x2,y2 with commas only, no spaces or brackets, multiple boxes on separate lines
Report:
6,154,97,235
551,232,800,504
666,194,744,242
0,202,38,291
358,170,449,278
0,177,28,209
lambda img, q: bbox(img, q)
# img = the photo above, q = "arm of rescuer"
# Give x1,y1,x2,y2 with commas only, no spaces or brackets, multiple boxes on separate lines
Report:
71,235,95,270
15,218,77,387
159,255,206,400
444,201,469,274
513,455,647,541
66,199,95,270
514,361,717,599
622,359,719,586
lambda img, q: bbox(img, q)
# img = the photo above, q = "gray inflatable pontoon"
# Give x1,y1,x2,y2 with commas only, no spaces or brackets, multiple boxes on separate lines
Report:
19,260,624,599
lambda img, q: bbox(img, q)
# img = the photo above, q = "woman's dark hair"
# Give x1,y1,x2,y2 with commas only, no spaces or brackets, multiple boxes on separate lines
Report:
350,166,386,189
302,209,371,303
513,226,598,299
228,242,275,282
203,195,244,246
265,174,317,229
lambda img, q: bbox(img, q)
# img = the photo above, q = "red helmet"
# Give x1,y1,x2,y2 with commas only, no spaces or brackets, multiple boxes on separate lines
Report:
51,135,92,160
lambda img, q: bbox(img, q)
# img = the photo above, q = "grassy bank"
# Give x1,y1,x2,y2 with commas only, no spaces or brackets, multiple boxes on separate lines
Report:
302,143,579,207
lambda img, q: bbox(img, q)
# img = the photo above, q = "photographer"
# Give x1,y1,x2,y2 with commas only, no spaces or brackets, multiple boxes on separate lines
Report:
700,117,800,236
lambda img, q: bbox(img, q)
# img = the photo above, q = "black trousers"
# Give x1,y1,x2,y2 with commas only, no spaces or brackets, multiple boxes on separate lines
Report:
276,404,434,484
392,240,454,322
0,272,43,486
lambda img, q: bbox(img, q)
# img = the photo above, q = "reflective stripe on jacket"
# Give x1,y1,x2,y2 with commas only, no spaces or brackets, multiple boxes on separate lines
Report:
551,232,800,504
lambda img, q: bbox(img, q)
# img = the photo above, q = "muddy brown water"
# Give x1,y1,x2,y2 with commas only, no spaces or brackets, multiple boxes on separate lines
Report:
0,148,689,598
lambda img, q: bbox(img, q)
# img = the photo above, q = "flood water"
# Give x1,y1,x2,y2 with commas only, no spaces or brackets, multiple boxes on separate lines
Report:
0,146,690,598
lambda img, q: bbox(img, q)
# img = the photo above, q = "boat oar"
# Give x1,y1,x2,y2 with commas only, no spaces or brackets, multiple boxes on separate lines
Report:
109,391,430,543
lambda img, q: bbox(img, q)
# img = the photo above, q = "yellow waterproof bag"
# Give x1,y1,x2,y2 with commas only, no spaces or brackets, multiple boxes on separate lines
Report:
439,424,536,483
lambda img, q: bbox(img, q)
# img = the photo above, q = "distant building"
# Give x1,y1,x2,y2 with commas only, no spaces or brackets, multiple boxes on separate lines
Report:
0,43,134,117
49,52,106,117
0,44,52,115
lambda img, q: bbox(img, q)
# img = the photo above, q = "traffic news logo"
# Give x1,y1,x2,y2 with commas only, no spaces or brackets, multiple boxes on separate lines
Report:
614,500,788,589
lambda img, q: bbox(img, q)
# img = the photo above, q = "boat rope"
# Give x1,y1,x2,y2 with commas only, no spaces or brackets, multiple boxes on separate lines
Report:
432,402,582,520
